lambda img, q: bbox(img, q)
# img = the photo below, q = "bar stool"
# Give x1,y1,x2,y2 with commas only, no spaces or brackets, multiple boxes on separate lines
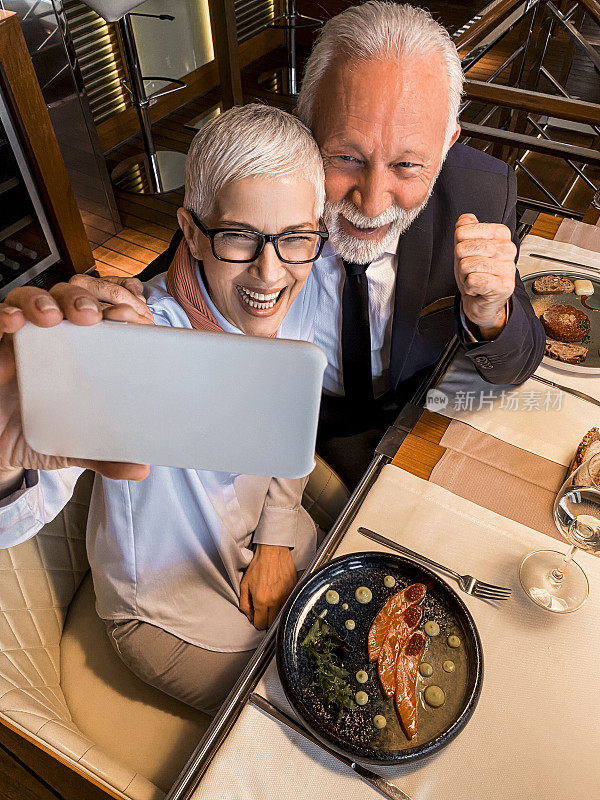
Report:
80,0,187,195
267,0,323,96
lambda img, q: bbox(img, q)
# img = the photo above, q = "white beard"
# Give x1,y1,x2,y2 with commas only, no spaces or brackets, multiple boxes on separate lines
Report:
322,169,441,265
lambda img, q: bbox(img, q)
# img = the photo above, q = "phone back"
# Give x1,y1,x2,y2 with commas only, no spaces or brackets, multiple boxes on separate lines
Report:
14,320,327,478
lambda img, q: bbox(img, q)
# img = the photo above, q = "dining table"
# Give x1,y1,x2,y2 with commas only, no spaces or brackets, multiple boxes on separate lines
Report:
165,212,600,800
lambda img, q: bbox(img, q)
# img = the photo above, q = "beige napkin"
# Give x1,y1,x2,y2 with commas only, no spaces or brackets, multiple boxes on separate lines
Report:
192,467,600,800
191,700,384,800
429,420,565,540
554,219,600,252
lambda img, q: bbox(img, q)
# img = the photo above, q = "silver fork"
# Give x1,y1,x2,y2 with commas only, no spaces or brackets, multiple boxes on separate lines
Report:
358,527,512,600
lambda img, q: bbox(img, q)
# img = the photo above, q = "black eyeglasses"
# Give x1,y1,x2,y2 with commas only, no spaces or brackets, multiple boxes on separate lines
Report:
188,210,329,265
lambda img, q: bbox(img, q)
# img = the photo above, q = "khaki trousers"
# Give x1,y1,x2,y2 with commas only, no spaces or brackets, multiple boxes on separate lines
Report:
105,619,254,715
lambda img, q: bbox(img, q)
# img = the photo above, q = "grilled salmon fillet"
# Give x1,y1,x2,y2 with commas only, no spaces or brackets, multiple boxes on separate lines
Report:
378,604,423,697
395,629,427,740
367,583,427,662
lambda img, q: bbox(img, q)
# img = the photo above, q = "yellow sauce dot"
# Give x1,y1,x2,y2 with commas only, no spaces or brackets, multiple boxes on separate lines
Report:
373,714,387,729
355,691,368,706
383,575,396,588
447,635,461,649
424,621,440,637
325,590,340,605
345,619,356,630
355,586,373,604
356,670,368,684
424,685,446,708
419,662,433,677
443,660,455,673
342,603,348,610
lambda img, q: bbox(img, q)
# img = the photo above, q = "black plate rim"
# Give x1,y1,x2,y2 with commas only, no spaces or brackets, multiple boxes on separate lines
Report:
276,551,484,765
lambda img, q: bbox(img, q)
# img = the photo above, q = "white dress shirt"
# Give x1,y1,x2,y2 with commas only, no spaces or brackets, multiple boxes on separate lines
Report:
0,268,317,652
312,239,399,399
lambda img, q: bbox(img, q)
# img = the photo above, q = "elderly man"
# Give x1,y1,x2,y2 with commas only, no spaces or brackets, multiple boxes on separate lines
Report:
16,2,547,486
293,2,545,482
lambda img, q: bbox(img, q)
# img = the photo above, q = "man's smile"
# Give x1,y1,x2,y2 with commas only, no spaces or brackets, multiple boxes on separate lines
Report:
339,217,392,240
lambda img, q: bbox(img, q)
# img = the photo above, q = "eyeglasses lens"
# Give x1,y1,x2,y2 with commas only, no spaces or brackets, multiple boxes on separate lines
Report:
213,231,322,263
278,232,322,262
213,231,261,261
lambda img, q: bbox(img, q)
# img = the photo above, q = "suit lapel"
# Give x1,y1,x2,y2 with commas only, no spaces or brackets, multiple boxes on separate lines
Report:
390,194,436,388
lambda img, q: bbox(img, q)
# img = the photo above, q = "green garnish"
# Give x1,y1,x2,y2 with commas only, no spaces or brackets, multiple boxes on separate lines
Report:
300,612,355,711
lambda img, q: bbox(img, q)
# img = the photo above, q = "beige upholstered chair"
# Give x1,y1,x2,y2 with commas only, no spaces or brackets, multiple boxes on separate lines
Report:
0,458,349,798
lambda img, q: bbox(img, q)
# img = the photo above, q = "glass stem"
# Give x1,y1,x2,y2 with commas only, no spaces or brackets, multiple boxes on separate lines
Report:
550,546,578,584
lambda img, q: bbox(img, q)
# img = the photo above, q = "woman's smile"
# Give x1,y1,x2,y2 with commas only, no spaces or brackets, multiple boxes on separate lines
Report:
235,285,287,314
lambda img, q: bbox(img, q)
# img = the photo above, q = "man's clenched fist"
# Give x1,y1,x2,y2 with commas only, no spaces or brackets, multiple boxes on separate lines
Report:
454,213,516,340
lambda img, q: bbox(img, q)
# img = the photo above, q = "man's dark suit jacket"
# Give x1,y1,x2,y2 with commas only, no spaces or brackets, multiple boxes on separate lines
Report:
391,142,544,398
137,143,545,429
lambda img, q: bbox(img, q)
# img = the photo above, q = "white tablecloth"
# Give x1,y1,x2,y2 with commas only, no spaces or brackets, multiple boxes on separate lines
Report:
433,234,600,465
192,466,600,800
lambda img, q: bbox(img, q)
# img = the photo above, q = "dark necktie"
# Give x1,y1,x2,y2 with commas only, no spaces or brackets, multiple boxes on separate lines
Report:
341,259,374,407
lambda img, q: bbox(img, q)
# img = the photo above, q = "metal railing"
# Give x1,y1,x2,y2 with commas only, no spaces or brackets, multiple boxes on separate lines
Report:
455,0,600,220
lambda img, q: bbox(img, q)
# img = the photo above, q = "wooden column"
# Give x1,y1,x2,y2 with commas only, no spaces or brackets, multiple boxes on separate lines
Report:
0,11,93,273
208,0,243,108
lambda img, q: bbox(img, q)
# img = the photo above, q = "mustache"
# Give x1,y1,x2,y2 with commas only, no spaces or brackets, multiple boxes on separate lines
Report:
323,200,403,228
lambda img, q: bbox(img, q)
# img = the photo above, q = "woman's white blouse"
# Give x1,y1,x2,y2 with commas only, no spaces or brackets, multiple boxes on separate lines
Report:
0,269,319,652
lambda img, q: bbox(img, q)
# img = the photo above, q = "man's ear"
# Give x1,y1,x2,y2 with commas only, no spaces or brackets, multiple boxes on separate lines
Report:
448,122,461,150
177,208,202,259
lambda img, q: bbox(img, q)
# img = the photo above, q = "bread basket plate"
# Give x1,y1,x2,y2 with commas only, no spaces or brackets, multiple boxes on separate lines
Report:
523,270,600,375
276,552,483,765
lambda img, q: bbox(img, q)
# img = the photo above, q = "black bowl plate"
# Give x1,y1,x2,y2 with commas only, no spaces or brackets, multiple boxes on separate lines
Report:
277,552,483,765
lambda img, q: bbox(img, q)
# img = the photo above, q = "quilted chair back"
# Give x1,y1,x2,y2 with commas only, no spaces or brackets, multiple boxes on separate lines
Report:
0,458,348,800
0,471,163,800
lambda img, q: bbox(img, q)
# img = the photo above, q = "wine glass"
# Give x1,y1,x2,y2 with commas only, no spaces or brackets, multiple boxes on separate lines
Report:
519,453,600,612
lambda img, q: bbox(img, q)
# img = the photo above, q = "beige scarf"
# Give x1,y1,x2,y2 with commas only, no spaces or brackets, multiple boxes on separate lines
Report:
166,238,223,332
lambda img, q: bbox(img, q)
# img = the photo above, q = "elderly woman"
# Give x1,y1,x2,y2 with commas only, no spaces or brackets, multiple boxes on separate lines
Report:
0,104,327,713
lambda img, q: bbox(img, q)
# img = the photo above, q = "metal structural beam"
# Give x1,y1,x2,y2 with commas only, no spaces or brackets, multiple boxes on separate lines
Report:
463,79,600,125
460,122,600,166
545,1,600,71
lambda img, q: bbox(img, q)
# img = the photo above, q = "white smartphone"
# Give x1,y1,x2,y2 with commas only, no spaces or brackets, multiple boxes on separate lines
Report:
13,320,327,478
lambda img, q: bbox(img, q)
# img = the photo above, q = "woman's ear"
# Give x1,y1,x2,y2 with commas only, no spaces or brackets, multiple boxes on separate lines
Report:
177,208,202,259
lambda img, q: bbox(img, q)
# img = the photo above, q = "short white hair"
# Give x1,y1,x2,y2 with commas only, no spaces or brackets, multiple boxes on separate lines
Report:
297,1,463,145
184,103,325,219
